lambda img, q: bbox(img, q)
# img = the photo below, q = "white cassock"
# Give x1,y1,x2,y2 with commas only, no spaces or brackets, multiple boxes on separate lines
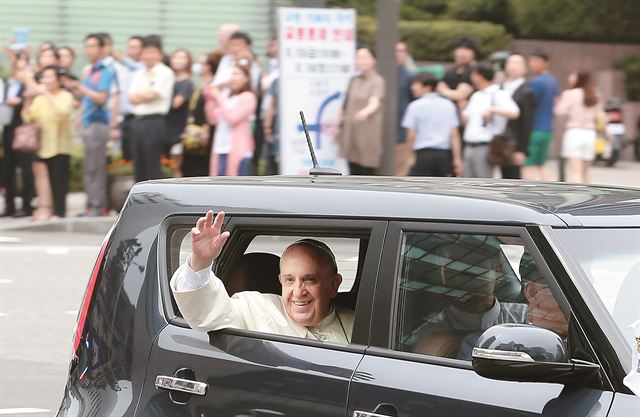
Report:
170,256,354,344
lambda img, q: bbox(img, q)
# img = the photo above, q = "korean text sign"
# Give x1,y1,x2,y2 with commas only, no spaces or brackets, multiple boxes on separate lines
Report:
278,7,355,174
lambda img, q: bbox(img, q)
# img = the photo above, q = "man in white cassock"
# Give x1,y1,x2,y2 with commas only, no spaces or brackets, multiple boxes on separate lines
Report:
171,211,354,344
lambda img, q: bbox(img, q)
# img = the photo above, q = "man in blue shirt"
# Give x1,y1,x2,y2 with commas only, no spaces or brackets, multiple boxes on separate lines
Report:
522,51,559,181
65,33,115,216
402,73,462,177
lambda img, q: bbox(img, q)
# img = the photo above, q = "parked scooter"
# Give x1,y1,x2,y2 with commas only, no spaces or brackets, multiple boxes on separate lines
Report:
595,97,626,167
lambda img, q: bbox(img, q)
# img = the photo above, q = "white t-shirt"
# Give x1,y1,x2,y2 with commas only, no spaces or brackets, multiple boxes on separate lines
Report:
213,54,261,91
129,62,175,116
463,84,519,143
213,91,235,154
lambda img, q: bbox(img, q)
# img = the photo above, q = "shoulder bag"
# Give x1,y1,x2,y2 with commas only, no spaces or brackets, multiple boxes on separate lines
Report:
487,85,517,166
12,123,41,153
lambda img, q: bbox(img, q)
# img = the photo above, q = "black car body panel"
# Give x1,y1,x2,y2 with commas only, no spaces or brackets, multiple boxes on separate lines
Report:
55,177,640,416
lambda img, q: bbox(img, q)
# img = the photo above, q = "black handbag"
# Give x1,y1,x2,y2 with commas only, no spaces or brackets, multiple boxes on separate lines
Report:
488,130,517,166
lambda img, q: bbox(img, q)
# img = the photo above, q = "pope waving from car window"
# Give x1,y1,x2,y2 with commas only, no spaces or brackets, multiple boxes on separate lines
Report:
171,211,354,344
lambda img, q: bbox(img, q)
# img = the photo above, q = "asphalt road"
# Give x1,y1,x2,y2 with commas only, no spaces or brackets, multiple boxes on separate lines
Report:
0,230,104,416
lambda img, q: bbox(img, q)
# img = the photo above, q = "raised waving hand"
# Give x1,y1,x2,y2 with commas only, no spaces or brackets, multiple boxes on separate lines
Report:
189,211,230,271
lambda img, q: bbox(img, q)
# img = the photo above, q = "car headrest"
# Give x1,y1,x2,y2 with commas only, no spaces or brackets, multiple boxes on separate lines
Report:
519,252,545,285
227,252,281,296
402,233,522,302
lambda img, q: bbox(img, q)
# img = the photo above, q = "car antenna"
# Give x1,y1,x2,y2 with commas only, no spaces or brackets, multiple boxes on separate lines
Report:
300,110,342,176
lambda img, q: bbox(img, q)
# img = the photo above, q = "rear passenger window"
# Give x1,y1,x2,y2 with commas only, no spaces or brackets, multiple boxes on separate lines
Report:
166,221,375,334
171,233,358,293
395,231,569,361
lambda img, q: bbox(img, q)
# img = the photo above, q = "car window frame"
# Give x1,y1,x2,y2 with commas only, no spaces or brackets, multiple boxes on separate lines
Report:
371,222,577,361
157,214,387,350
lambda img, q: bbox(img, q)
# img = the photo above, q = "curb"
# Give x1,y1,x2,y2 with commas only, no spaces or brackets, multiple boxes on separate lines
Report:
0,217,116,234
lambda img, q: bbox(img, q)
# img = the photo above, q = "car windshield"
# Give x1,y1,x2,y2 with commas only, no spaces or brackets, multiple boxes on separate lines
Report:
555,229,640,346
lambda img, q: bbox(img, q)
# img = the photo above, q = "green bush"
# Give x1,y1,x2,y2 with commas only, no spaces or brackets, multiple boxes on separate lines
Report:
357,16,513,61
615,56,640,101
509,0,640,43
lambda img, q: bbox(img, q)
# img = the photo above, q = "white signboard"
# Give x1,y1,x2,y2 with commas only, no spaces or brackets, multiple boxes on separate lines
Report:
278,7,355,175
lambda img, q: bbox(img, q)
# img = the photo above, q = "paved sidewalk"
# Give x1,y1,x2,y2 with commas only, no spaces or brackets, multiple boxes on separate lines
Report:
0,192,116,233
0,160,638,233
545,160,640,188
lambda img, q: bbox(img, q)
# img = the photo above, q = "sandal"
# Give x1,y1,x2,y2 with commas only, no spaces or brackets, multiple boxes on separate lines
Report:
31,206,53,222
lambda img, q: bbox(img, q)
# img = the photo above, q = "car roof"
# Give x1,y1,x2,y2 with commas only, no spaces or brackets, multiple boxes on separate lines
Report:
132,176,640,228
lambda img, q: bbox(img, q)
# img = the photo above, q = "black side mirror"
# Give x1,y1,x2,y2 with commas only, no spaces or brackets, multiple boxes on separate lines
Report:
472,324,600,385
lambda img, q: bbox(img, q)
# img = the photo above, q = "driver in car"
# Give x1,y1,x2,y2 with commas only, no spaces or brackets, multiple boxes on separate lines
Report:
170,211,354,344
413,240,568,360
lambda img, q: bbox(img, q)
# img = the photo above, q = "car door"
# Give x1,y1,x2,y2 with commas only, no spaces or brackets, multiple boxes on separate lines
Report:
347,222,614,417
135,216,386,417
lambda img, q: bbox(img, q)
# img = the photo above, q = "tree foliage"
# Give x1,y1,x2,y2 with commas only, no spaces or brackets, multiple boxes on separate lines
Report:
615,56,640,101
328,0,640,43
357,15,512,61
509,0,640,42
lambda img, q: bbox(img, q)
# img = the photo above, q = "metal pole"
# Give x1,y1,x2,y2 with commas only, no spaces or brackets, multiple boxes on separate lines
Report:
375,0,400,176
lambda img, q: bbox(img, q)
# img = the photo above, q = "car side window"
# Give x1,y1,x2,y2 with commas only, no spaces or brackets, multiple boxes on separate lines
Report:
166,221,375,345
172,233,358,293
394,231,569,361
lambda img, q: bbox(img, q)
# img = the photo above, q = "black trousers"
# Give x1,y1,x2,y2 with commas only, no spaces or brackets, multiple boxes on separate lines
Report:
2,125,35,214
120,114,135,161
410,148,453,177
181,124,213,177
43,154,70,217
501,165,521,179
348,162,376,176
132,115,166,182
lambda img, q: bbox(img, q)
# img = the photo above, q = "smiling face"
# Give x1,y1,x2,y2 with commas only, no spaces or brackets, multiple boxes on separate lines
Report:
279,245,342,327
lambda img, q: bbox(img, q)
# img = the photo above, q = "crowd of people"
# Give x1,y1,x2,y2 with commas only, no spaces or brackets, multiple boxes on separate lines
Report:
0,24,279,220
395,36,606,183
0,24,607,221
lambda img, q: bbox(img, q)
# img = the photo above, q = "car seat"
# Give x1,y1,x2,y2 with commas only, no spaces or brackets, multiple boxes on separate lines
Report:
227,252,281,296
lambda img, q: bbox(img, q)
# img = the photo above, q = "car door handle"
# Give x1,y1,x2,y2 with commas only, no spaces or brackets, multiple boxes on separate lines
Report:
354,403,399,417
155,375,208,396
353,412,394,417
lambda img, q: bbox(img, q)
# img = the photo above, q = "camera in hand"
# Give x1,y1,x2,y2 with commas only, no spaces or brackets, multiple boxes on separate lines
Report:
57,67,78,81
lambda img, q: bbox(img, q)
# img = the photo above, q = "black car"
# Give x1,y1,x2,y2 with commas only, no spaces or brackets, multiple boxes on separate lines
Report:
57,176,640,416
